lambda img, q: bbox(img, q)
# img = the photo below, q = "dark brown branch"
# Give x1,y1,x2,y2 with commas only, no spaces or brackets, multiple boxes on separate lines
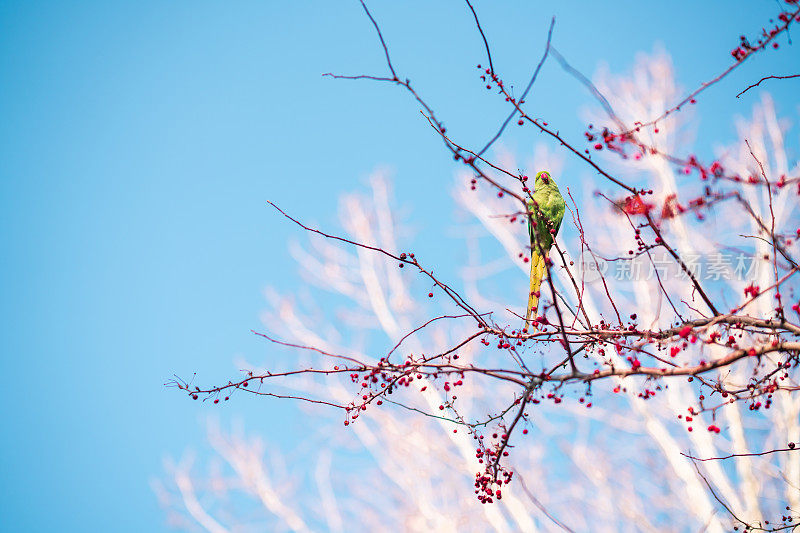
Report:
384,313,485,360
266,200,488,326
645,212,721,316
357,0,398,80
464,0,494,75
736,74,800,98
681,447,798,462
250,330,365,366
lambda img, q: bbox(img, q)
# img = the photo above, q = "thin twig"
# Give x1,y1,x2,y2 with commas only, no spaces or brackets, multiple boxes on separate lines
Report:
736,74,800,98
477,17,554,158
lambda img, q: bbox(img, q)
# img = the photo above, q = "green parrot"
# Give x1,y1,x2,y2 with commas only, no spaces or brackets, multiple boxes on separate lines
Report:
524,171,566,331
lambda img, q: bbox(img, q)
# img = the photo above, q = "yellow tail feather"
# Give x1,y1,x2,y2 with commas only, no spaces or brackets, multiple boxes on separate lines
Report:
525,251,547,330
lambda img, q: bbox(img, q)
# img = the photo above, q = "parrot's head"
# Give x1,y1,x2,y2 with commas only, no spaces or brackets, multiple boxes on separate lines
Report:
534,170,557,189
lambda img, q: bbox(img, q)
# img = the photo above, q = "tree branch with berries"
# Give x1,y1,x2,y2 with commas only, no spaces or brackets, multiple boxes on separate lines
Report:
165,2,800,531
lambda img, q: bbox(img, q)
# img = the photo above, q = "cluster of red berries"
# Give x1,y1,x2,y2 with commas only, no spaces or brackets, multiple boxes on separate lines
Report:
340,353,470,426
397,251,416,269
638,388,656,400
734,503,798,530
731,7,800,61
476,64,504,92
472,429,514,504
744,284,760,298
474,469,511,504
583,118,800,228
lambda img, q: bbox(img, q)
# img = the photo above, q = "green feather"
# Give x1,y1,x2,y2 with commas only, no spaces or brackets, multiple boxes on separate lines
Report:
525,171,565,329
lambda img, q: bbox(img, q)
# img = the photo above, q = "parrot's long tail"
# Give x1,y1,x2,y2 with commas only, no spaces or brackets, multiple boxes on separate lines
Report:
525,251,547,330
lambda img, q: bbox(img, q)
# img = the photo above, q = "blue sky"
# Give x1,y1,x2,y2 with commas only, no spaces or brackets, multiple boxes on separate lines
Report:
1,1,798,531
